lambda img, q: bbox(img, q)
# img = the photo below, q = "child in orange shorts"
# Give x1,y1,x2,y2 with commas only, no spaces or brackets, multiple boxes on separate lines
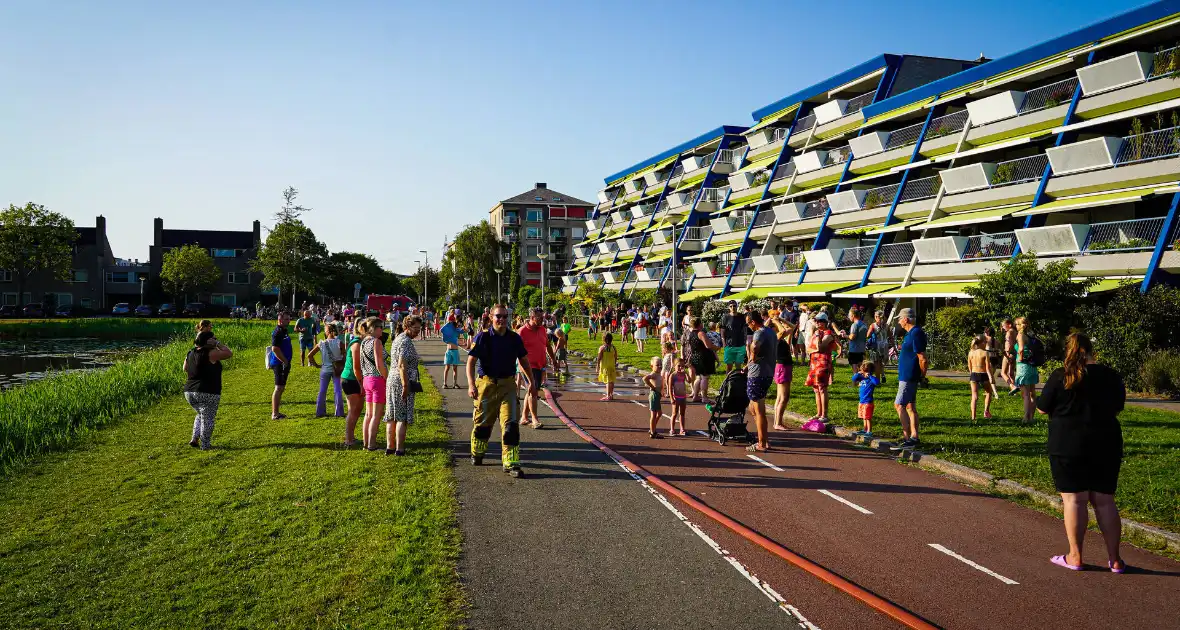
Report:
852,360,879,437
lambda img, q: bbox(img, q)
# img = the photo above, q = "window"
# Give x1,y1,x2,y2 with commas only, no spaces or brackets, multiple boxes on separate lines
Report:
0,270,11,282
550,207,567,219
106,271,132,283
526,227,541,240
70,269,88,283
554,196,563,202
526,262,542,273
228,272,250,284
572,227,585,240
52,293,73,306
2,293,16,306
504,212,519,225
502,252,512,261
211,248,239,258
534,196,543,201
549,228,565,241
526,209,543,222
210,294,237,306
525,245,540,256
80,298,93,308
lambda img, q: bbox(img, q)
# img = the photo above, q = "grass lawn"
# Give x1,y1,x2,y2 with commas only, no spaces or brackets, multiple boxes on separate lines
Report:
0,352,463,629
567,329,1180,535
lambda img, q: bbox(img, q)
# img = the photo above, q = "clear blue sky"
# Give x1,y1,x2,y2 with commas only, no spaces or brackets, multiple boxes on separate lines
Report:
0,0,1145,273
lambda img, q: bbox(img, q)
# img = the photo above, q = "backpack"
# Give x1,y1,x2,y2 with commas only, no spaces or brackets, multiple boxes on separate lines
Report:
1026,335,1046,367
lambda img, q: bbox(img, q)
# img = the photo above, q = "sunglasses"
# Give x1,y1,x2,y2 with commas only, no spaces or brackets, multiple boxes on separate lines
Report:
492,314,508,319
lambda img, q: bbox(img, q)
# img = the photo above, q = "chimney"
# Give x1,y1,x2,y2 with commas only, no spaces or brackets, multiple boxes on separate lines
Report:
95,215,106,241
535,182,547,189
252,219,261,245
153,217,163,246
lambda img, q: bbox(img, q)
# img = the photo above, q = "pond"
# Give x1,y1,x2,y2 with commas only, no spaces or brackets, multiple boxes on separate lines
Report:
0,337,167,390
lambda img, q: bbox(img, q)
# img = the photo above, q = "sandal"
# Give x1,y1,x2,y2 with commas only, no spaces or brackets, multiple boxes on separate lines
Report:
1108,560,1127,574
649,432,663,439
746,444,770,453
1050,555,1083,571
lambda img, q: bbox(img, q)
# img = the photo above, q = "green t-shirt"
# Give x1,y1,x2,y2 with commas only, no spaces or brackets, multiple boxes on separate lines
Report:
340,334,361,381
296,317,315,342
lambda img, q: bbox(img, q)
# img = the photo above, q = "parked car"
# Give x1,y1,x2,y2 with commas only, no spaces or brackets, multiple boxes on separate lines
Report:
22,303,45,317
183,302,205,316
135,304,154,317
112,303,132,316
0,305,18,318
55,304,88,317
158,303,177,316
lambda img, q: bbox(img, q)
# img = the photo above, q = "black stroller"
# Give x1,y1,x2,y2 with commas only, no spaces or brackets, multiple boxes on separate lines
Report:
706,369,755,446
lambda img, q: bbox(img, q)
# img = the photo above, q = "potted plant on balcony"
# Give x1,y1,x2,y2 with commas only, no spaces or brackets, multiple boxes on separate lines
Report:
990,162,1018,185
751,171,770,187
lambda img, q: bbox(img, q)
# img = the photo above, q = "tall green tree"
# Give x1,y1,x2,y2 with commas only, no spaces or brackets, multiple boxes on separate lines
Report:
440,222,500,304
251,219,329,307
0,203,77,306
965,252,1093,341
276,186,311,223
160,244,222,302
403,264,440,306
322,251,403,300
507,242,520,304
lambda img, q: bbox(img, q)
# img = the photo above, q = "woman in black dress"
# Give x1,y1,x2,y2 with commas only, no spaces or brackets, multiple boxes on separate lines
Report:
1036,333,1127,573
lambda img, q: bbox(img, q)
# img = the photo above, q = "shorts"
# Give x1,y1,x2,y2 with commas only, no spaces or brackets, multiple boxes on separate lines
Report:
299,338,315,351
1050,454,1121,495
363,375,387,403
895,380,918,406
648,390,662,412
723,346,747,365
557,349,567,362
774,363,793,385
271,363,291,387
847,352,864,367
969,372,990,384
858,402,875,420
341,377,361,396
1015,362,1039,386
529,368,545,390
444,349,462,365
746,374,772,402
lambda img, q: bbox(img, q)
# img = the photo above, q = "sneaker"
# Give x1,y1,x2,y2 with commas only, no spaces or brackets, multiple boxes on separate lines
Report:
505,465,524,478
531,420,544,429
471,455,483,466
189,439,200,448
1008,388,1020,397
272,413,288,420
385,449,396,456
888,438,912,452
908,438,921,449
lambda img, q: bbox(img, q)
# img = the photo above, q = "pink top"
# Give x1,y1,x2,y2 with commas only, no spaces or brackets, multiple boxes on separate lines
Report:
670,372,688,401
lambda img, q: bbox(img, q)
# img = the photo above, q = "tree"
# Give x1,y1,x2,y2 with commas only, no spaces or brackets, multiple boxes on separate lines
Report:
160,244,222,302
965,252,1093,343
0,203,77,306
516,285,540,309
276,186,311,223
322,251,404,300
251,219,329,307
508,242,520,301
403,264,440,306
574,279,604,312
440,222,501,304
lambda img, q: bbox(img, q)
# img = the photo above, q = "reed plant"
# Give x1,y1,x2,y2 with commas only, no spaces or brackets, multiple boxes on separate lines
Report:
0,318,270,339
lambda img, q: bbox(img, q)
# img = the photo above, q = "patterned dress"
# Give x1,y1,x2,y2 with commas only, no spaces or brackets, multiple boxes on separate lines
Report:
805,330,834,388
384,332,421,424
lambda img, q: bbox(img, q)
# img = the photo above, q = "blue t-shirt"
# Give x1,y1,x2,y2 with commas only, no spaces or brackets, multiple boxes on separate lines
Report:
897,325,927,382
852,373,880,403
440,322,460,346
847,320,868,353
468,329,528,379
270,325,293,368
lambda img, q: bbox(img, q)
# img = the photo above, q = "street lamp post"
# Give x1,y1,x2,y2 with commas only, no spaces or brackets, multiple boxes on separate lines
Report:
465,278,470,313
493,267,503,305
139,276,145,307
419,250,428,310
413,260,421,307
536,251,548,311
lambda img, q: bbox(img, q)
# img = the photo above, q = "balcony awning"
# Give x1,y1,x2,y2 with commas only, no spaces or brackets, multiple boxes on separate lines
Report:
683,243,742,260
867,217,927,235
878,281,976,298
1011,189,1151,217
674,171,709,191
914,204,1026,230
736,154,779,175
590,257,635,271
678,288,723,301
831,283,901,298
1085,277,1141,295
723,286,782,301
745,103,800,136
716,195,771,215
767,282,860,297
861,96,935,129
618,219,656,238
726,190,765,208
642,252,673,264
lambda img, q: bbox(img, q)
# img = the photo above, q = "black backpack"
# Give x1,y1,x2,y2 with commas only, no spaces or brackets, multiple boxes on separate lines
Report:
1026,336,1046,367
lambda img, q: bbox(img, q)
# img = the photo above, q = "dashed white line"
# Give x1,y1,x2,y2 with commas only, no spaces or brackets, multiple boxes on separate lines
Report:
747,454,785,472
817,490,874,515
928,543,1019,585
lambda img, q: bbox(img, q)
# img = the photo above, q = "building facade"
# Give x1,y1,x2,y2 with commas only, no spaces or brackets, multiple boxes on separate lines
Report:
564,1,1180,316
489,183,594,291
1,216,117,309
149,217,263,307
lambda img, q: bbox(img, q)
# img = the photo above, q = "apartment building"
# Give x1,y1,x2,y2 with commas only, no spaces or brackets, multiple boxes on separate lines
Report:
564,1,1180,313
1,216,114,308
489,183,594,290
149,217,262,306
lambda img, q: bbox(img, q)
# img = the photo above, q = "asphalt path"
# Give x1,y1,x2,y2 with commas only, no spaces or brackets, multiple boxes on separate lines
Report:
544,358,1180,630
417,338,883,629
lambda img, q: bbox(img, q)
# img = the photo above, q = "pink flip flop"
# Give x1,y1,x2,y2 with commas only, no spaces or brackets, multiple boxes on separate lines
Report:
1050,555,1083,571
1109,560,1126,574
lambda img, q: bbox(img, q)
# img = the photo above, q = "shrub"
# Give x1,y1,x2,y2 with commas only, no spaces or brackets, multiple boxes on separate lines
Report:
1140,350,1180,396
966,252,1090,349
1079,284,1180,390
925,305,987,370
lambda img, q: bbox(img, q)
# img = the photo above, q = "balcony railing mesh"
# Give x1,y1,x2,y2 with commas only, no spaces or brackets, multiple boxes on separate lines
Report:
683,226,713,241
962,232,1017,260
899,175,941,203
639,264,667,278
668,162,685,179
862,183,901,210
822,146,853,167
751,212,776,228
837,245,875,268
924,110,970,141
1083,217,1165,253
989,154,1048,187
792,112,817,134
731,213,753,231
844,91,876,116
772,161,796,181
1149,45,1180,79
885,120,926,150
732,258,755,275
780,252,806,271
1018,77,1079,114
877,241,915,266
1115,125,1180,166
802,198,830,219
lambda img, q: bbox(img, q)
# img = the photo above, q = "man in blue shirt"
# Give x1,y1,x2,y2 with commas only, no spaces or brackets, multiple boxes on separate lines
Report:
891,308,927,451
269,312,293,420
440,314,465,389
466,304,532,478
845,309,868,367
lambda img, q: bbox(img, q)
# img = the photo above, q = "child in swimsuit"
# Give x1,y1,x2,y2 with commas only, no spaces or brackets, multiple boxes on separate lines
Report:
642,356,664,439
669,358,689,436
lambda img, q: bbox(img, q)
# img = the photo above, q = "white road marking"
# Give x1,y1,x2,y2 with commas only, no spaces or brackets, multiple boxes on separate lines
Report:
547,399,819,628
747,454,785,472
928,543,1019,585
817,490,874,515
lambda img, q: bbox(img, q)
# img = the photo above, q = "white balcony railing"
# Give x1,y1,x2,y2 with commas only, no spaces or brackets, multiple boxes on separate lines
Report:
716,149,741,167
844,91,876,116
1114,125,1180,166
1082,216,1166,253
1018,77,1080,114
683,226,713,241
770,127,789,144
877,241,915,266
988,154,1049,188
962,232,1018,260
700,187,730,203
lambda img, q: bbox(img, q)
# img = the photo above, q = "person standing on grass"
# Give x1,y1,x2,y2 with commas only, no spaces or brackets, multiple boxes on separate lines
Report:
867,310,889,384
383,315,423,456
795,304,810,364
309,323,346,418
1001,318,1018,394
596,332,619,401
269,312,293,420
467,304,532,478
744,311,776,453
634,307,648,353
519,308,557,429
1038,333,1127,573
1014,316,1040,424
340,318,366,446
360,316,389,451
588,309,599,339
184,330,232,450
721,301,749,373
967,335,997,422
804,312,837,423
852,361,879,438
440,313,465,389
642,356,665,439
769,316,796,431
684,317,718,402
846,309,868,367
890,308,927,451
295,309,316,367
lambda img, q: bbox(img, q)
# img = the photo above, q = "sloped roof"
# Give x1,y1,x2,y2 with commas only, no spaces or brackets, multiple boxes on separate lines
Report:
500,185,592,206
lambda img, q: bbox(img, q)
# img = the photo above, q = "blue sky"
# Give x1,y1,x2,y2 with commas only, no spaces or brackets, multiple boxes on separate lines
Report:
0,0,1146,273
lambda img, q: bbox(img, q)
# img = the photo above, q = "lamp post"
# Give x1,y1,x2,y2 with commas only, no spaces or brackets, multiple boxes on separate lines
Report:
493,266,503,305
413,260,421,306
537,251,548,311
138,275,145,307
464,278,470,313
419,250,428,309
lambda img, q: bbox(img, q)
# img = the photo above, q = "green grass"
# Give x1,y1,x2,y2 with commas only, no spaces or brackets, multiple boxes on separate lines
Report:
0,353,463,628
569,329,1180,534
0,317,272,338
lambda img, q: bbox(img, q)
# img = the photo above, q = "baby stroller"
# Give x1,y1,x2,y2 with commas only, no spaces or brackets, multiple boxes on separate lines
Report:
707,370,755,446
